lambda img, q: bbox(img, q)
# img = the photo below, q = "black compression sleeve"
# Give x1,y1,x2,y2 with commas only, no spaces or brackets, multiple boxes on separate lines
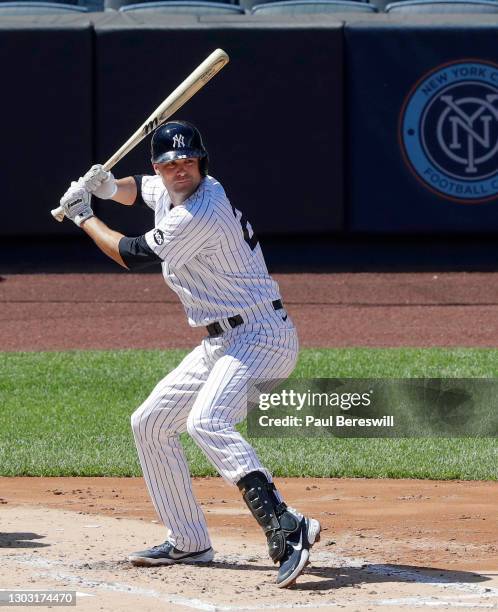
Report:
133,175,147,207
118,235,162,270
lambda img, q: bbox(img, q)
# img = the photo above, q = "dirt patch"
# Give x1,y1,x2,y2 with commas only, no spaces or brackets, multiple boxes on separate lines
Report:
0,478,497,611
1,273,498,349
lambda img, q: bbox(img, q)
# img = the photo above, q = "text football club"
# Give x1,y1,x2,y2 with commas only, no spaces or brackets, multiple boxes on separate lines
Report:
400,60,498,203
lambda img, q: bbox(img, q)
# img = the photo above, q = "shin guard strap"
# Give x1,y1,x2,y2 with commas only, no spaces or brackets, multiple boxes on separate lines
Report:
237,471,282,532
237,471,298,563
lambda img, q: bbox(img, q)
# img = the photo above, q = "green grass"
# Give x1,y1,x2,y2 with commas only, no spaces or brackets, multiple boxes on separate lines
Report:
0,349,497,479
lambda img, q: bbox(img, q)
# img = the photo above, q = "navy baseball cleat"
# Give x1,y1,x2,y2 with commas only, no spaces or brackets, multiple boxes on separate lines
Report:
276,509,321,588
128,542,214,566
237,471,321,589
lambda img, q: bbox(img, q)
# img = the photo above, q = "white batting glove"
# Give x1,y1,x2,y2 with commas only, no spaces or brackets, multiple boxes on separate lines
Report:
80,164,117,199
60,182,94,227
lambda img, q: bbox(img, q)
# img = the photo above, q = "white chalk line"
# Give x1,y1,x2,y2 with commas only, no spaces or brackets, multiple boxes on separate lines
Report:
363,563,498,598
3,560,218,612
375,597,497,608
3,552,498,611
5,555,339,611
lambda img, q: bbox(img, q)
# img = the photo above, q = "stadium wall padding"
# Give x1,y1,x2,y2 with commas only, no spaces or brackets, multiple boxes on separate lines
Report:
2,15,498,240
92,21,344,236
346,20,498,233
0,17,93,237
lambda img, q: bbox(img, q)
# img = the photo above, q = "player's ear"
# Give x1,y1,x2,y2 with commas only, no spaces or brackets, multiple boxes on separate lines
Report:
152,163,160,175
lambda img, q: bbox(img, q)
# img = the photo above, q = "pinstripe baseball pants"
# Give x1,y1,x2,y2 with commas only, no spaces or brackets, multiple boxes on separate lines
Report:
131,308,298,552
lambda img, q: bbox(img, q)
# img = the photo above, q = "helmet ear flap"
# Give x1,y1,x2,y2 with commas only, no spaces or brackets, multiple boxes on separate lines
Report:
199,156,209,177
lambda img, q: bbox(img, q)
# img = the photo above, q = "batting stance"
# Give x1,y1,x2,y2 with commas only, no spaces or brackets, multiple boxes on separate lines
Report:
58,121,320,588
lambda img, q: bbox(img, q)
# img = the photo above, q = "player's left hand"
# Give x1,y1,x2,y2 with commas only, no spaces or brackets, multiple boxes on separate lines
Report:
59,182,94,227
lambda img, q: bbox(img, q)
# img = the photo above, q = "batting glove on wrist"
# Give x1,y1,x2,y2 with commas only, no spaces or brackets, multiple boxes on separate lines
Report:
60,182,94,227
80,164,117,199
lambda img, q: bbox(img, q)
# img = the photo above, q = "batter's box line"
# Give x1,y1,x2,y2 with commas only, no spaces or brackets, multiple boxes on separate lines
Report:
363,563,498,598
19,571,498,611
5,553,498,611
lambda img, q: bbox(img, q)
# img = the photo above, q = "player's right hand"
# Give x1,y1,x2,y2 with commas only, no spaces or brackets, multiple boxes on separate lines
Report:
80,164,117,200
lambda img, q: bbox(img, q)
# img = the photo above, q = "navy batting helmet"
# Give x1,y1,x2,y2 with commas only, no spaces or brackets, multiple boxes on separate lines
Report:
151,121,209,176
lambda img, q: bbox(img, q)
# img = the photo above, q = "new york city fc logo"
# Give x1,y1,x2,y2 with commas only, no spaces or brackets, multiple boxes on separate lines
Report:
400,60,498,203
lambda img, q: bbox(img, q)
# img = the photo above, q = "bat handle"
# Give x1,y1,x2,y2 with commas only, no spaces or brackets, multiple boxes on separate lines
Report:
51,205,65,222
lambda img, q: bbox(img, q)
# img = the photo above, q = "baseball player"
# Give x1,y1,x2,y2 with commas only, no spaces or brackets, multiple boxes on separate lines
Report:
58,120,320,588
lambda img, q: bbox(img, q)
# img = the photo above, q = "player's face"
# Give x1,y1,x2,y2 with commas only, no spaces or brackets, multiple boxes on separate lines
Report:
154,158,202,203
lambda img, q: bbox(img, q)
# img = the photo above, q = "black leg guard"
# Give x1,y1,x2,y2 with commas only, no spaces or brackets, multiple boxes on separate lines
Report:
237,471,300,563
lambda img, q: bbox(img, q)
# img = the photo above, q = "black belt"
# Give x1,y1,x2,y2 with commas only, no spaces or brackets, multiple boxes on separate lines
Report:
206,299,283,337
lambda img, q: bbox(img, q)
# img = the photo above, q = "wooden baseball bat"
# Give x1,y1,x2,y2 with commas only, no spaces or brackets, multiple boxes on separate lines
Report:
51,48,229,222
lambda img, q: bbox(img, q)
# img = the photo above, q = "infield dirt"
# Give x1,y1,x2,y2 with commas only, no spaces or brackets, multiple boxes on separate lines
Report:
1,272,497,610
1,272,498,350
1,477,497,611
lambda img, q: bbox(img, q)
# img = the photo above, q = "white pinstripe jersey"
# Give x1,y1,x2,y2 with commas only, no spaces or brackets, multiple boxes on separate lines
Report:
140,175,281,327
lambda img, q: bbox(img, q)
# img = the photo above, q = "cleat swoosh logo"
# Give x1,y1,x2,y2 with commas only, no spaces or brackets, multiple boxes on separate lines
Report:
169,550,191,559
292,530,303,552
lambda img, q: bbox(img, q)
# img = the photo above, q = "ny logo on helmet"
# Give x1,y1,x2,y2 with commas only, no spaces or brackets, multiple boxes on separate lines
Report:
173,134,185,149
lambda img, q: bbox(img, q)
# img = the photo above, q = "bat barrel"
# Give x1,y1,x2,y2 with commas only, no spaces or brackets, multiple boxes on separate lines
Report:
51,48,229,224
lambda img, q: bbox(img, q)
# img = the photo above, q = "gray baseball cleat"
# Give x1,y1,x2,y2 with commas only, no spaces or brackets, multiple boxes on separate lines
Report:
276,509,321,588
128,541,214,566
